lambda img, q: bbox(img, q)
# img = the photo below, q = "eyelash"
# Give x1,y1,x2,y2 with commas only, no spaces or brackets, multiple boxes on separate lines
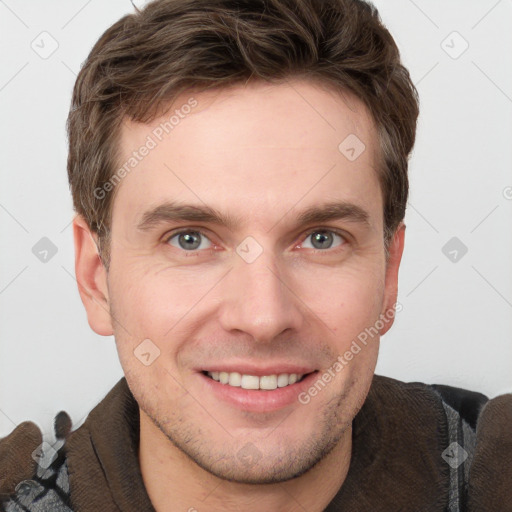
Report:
163,227,350,256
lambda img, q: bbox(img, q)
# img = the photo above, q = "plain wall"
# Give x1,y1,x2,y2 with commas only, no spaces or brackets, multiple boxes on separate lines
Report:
1,0,511,438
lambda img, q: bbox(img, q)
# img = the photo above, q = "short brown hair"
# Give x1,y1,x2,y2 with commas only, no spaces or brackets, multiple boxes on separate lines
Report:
67,0,419,266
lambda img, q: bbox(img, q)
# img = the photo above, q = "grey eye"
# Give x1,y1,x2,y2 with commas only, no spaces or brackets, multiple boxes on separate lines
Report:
167,231,212,251
303,230,344,250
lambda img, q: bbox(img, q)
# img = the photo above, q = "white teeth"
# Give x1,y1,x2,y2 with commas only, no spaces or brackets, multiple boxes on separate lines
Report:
277,373,290,387
241,374,260,390
228,372,241,387
260,375,277,390
207,371,305,390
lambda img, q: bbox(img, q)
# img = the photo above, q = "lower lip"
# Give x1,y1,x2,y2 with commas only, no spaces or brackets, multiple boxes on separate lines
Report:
199,371,319,413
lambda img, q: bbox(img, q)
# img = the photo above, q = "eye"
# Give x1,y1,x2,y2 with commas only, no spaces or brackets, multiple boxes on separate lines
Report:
165,230,213,251
301,229,346,251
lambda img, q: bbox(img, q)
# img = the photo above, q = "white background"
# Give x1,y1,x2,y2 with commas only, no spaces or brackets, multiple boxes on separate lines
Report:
1,0,511,438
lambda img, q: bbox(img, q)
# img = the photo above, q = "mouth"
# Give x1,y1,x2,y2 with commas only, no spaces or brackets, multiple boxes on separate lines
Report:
199,369,320,413
202,370,312,390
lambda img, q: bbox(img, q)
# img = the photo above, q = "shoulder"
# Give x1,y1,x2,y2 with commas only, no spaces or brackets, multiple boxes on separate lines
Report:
0,413,74,511
428,381,512,510
372,374,489,427
373,374,512,450
466,391,512,510
383,376,511,441
372,375,512,509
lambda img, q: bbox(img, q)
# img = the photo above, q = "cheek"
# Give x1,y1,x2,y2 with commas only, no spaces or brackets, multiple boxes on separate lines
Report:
109,269,195,403
295,262,385,334
108,262,223,347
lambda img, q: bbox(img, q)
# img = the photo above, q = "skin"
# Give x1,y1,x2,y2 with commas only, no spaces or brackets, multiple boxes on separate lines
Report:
73,79,405,512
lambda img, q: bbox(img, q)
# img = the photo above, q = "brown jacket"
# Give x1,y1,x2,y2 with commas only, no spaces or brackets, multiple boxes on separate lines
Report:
1,375,511,511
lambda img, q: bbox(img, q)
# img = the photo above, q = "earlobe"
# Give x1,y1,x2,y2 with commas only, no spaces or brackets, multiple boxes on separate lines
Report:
380,222,406,336
73,215,114,336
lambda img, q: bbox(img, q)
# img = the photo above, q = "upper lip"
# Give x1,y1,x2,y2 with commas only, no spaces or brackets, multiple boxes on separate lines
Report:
198,364,317,376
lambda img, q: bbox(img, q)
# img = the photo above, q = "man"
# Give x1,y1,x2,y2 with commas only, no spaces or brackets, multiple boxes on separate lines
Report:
1,0,510,510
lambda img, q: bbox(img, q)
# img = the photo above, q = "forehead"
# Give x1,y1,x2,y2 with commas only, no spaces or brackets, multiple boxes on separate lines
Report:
112,79,382,232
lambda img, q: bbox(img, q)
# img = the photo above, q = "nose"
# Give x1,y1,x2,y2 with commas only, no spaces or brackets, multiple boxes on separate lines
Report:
218,247,304,343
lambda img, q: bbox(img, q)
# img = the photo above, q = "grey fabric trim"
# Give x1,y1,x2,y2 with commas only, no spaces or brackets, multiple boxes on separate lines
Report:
443,400,461,511
461,418,476,488
440,400,477,512
2,457,72,512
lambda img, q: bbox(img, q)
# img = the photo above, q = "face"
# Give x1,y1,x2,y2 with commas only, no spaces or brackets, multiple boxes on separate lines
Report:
76,79,404,484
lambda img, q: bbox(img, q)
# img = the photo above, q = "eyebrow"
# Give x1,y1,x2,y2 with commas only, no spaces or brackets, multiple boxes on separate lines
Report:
136,200,371,232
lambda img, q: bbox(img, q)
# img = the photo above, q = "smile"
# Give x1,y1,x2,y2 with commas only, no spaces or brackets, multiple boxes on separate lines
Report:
204,371,308,390
199,369,319,412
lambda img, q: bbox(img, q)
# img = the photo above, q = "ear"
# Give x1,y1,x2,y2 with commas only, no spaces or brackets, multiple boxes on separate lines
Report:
379,222,406,336
73,215,113,336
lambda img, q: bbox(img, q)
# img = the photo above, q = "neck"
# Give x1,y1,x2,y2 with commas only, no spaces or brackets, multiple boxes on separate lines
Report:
139,411,351,512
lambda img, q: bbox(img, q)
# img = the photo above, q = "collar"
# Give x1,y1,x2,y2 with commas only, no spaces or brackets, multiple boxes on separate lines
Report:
65,374,450,511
